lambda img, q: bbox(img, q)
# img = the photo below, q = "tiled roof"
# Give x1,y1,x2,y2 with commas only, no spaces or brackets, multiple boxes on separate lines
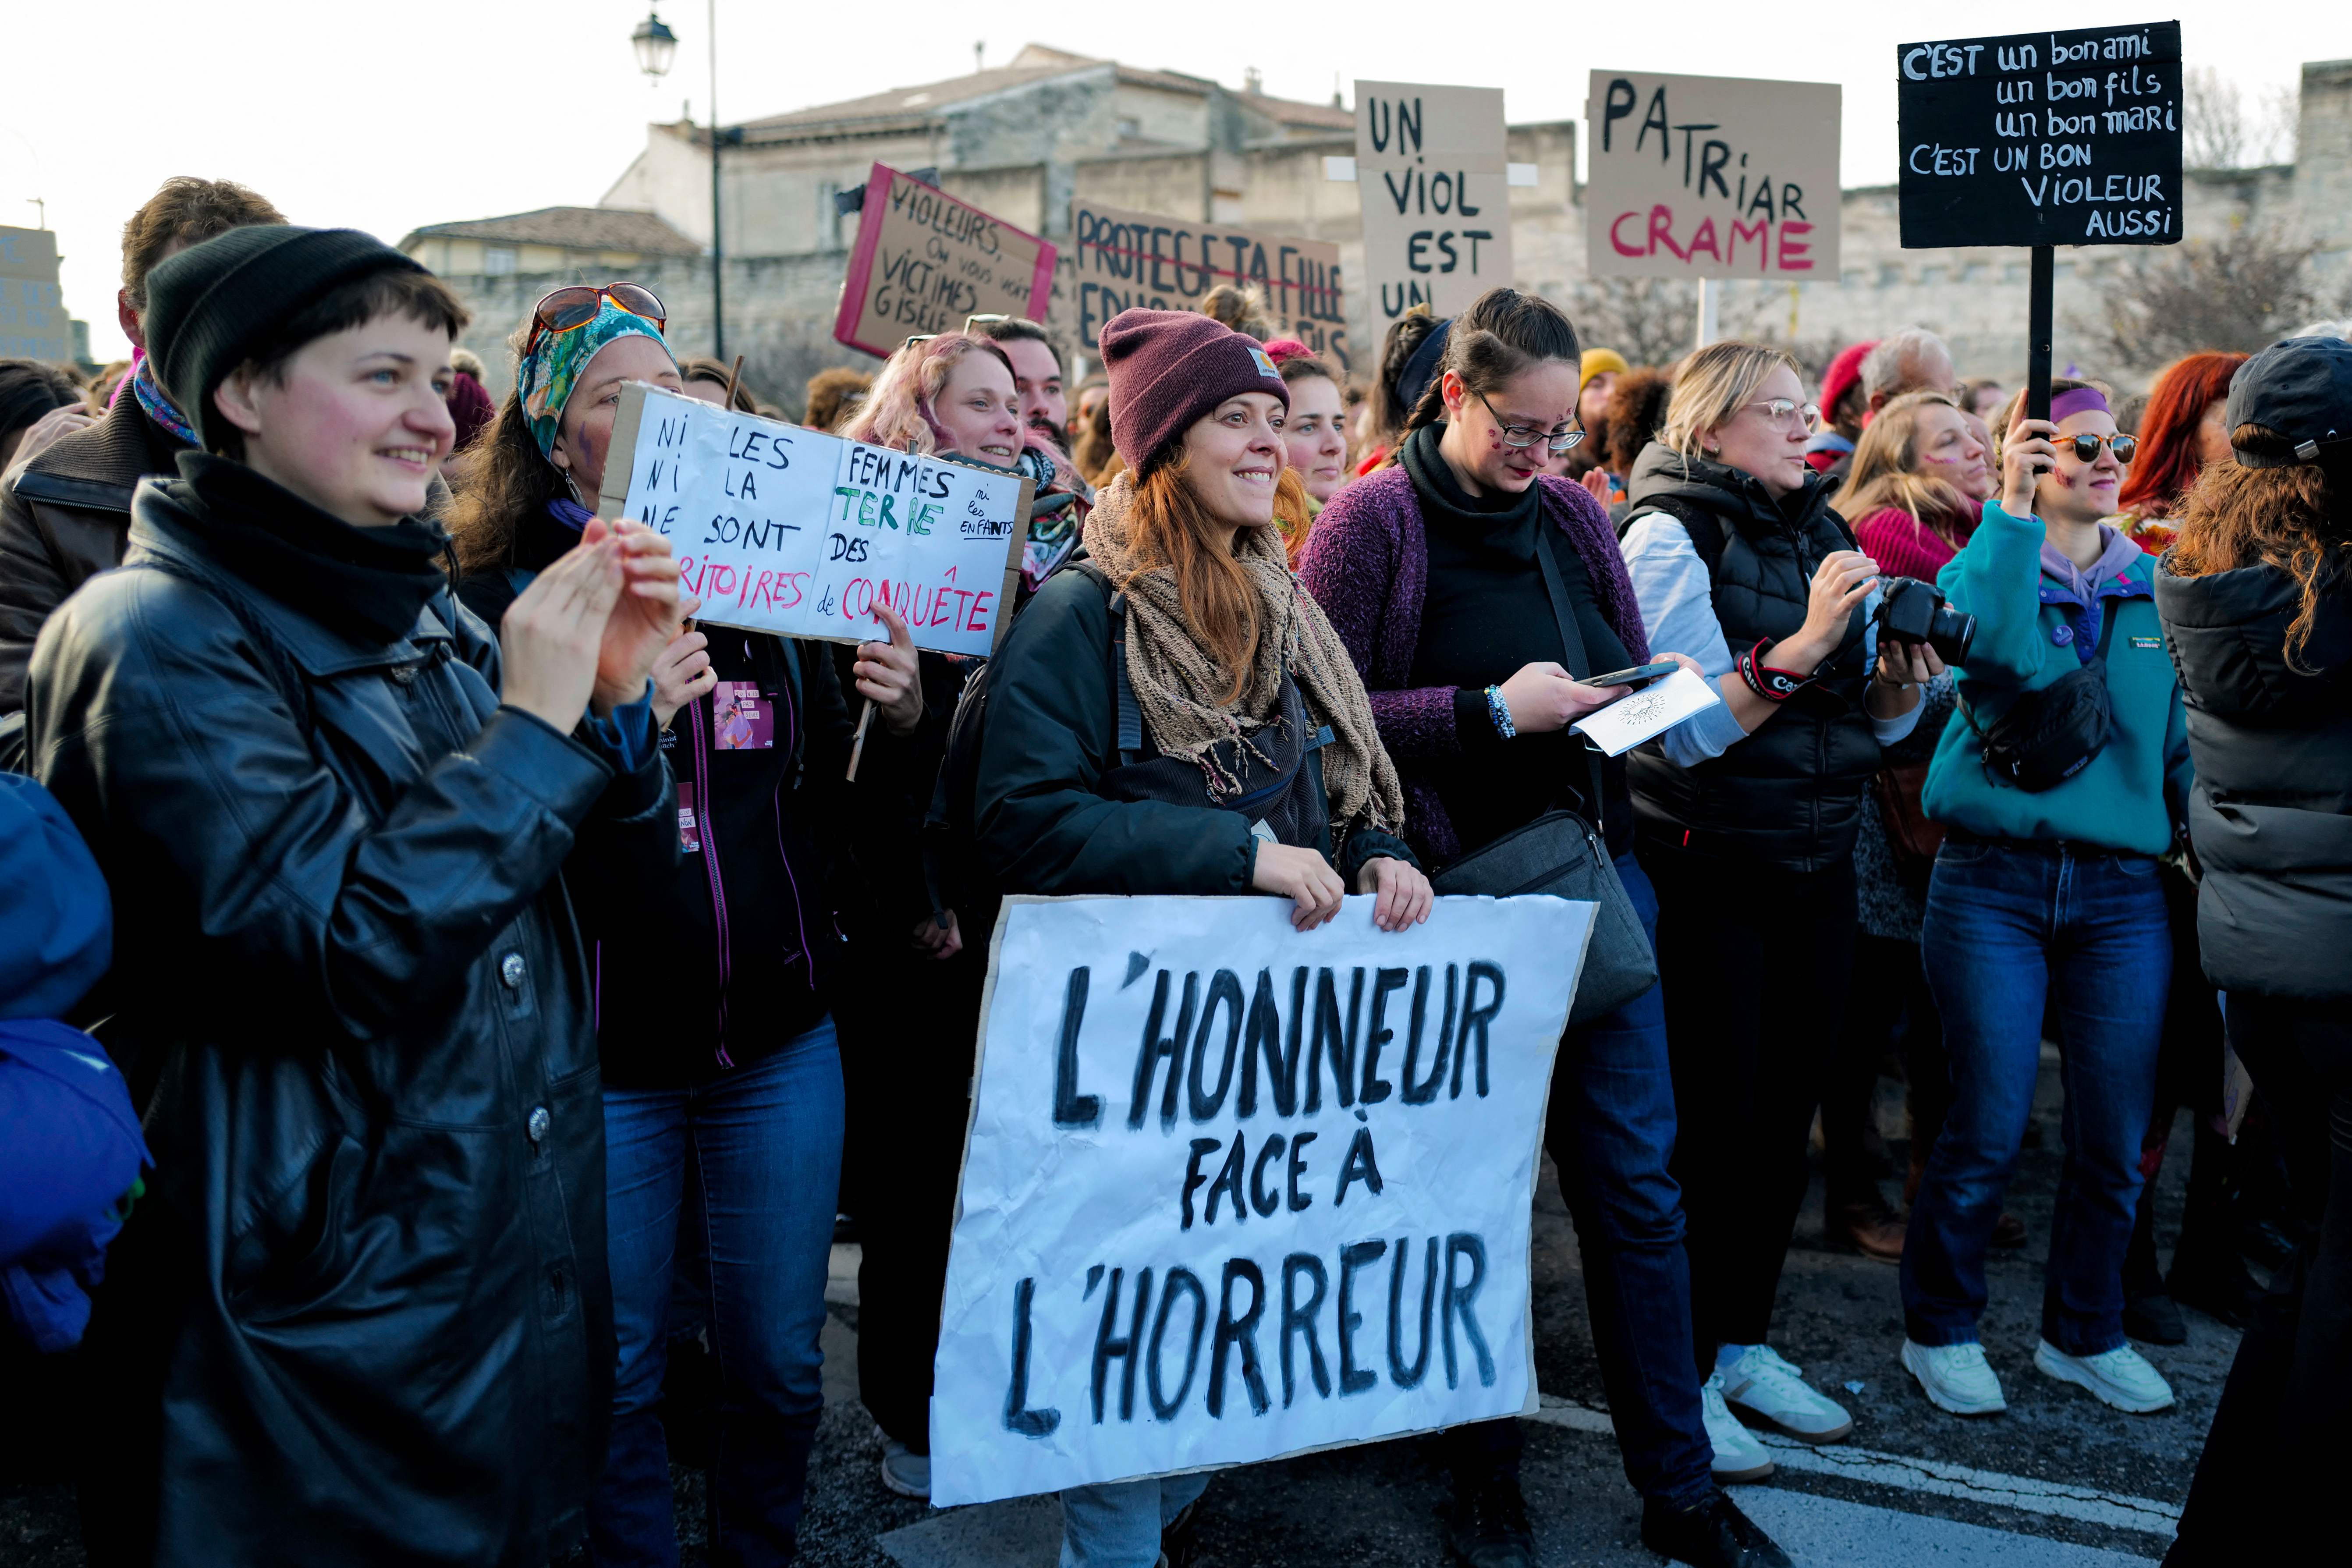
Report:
399,206,701,255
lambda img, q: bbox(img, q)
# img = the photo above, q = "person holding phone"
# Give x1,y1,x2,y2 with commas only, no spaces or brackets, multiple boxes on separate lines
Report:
1898,380,2190,1421
1302,288,1784,1568
1617,341,1936,1485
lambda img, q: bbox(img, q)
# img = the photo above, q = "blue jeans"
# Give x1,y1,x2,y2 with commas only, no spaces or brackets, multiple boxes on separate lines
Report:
590,1019,844,1568
1904,841,2169,1355
1447,856,1714,1508
1059,1472,1211,1568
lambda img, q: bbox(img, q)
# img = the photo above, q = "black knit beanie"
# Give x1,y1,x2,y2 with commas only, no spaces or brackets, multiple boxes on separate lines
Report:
143,225,426,451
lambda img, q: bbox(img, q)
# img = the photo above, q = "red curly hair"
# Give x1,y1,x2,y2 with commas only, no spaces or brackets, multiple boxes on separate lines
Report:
2115,351,2248,520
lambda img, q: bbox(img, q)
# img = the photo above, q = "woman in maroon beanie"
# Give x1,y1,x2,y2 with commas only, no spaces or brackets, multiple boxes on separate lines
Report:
969,307,1431,1568
1298,287,1786,1568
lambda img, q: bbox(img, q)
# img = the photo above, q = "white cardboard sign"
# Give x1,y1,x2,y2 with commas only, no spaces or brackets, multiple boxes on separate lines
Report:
929,893,1594,1507
1352,81,1515,326
596,383,1032,655
1584,70,1842,281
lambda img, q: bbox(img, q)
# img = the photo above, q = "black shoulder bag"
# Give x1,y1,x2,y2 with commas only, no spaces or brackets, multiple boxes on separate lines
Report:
1428,526,1659,1027
1961,602,2120,792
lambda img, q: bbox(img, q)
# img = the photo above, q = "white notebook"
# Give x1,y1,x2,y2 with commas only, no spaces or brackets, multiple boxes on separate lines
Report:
1570,666,1723,757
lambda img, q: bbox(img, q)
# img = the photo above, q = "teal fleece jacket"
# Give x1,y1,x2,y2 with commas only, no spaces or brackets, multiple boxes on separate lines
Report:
1922,499,2191,854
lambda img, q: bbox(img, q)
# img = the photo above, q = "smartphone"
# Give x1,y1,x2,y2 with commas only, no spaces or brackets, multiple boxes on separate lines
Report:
1586,659,1682,688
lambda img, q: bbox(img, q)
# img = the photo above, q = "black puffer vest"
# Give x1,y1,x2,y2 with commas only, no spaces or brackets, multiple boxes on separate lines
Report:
1622,443,1879,873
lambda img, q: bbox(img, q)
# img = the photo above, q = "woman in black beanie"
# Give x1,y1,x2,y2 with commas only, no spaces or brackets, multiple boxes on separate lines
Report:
25,225,685,1568
969,307,1430,1568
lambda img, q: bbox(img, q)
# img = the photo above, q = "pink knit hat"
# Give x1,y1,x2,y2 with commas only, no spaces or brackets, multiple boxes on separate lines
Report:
1101,308,1289,475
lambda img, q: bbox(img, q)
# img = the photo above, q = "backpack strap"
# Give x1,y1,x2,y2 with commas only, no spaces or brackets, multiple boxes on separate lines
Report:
1531,526,1608,829
1064,558,1145,764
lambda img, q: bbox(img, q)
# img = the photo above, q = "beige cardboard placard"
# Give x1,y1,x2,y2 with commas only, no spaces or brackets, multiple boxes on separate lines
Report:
834,163,1058,358
1584,70,1842,281
1353,81,1513,327
1060,203,1352,376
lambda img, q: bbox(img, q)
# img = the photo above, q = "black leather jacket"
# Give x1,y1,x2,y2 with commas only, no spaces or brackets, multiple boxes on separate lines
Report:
25,475,675,1567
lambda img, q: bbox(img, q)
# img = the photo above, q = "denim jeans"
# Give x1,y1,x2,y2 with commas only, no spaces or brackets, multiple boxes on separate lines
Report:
1905,840,2168,1355
590,1018,844,1568
1059,1472,1211,1568
1447,855,1714,1508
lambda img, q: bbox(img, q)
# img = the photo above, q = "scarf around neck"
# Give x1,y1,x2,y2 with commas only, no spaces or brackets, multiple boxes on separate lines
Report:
129,353,199,447
163,452,451,644
1083,473,1403,832
1402,422,1542,557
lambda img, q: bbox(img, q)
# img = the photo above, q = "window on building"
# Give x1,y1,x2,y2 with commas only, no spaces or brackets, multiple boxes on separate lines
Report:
484,247,518,276
817,181,842,250
1118,116,1142,141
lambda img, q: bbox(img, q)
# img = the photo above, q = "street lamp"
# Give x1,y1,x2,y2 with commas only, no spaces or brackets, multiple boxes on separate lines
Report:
629,6,731,360
629,11,677,78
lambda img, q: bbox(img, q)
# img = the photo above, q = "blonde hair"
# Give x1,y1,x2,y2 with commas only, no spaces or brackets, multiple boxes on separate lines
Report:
1840,390,1978,546
838,332,1009,454
1660,341,1799,460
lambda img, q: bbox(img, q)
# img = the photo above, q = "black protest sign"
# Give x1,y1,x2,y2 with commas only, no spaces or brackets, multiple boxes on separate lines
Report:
1898,22,2182,249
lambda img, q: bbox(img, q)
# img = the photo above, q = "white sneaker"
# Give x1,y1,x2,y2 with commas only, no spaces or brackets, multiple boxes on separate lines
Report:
1700,1372,1776,1482
880,1437,931,1498
1716,1343,1854,1442
2034,1339,2176,1413
1902,1339,2008,1416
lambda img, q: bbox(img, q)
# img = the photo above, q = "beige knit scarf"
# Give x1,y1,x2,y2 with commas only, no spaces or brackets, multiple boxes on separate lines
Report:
1083,473,1405,834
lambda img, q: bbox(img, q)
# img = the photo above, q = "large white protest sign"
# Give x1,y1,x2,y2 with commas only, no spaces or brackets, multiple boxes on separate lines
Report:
1584,71,1841,280
929,893,1593,1507
1353,82,1514,326
594,384,1032,656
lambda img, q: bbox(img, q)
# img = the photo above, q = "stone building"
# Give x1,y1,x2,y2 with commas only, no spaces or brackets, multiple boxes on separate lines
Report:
408,46,2352,405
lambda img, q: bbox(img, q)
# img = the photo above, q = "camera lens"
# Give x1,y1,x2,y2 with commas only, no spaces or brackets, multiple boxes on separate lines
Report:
1929,605,1976,667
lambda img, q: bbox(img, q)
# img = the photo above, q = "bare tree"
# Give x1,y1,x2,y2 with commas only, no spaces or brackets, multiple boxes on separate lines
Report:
2074,223,2343,369
2184,67,2248,170
1562,277,1702,368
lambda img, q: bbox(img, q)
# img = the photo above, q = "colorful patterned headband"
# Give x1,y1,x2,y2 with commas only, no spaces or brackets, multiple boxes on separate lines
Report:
516,300,677,460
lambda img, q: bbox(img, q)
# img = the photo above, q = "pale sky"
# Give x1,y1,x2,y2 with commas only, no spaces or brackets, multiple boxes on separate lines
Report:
7,1,2343,362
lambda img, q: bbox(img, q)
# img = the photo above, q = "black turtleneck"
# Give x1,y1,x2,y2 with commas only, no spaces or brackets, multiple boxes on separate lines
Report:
164,451,451,644
1401,424,1634,857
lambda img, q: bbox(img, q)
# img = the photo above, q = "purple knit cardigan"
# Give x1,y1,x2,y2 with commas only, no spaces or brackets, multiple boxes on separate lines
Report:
1297,466,1650,862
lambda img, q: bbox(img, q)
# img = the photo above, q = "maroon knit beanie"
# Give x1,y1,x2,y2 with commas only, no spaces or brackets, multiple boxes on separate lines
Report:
1820,341,1877,423
1101,308,1289,475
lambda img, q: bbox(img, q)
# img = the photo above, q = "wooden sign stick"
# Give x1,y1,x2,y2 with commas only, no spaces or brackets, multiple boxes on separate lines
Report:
846,699,875,781
720,354,746,409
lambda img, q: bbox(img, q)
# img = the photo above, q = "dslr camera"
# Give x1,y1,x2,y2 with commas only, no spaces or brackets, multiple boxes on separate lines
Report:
1873,576,1976,666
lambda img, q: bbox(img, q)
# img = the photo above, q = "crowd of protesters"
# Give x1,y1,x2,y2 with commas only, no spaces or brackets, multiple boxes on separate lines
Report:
1,174,2347,1568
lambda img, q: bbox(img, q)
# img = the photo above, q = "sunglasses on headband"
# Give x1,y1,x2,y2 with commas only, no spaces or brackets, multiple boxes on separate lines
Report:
526,283,667,354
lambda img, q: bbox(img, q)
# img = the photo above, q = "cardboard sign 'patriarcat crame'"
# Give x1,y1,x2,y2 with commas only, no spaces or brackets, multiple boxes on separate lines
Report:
929,894,1594,1507
595,383,1032,657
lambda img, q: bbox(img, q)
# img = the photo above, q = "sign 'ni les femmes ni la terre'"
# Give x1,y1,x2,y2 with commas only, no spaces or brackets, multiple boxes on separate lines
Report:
1897,22,2183,249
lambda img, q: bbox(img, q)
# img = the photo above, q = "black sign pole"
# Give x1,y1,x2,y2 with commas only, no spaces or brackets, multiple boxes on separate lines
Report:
2026,245,2054,423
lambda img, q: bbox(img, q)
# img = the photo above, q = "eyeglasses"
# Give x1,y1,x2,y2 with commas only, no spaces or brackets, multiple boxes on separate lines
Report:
526,283,666,354
2054,431,2137,464
1743,398,1820,429
1477,392,1585,453
964,313,1011,331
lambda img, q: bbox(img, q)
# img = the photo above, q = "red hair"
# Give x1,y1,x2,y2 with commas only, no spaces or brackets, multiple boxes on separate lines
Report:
2116,351,2248,519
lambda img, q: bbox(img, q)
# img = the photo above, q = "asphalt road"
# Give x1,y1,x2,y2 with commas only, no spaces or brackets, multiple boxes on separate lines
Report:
0,1050,2229,1566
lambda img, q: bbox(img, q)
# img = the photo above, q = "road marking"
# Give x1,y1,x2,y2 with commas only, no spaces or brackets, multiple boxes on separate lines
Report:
1526,1397,2181,1539
1731,1487,2159,1567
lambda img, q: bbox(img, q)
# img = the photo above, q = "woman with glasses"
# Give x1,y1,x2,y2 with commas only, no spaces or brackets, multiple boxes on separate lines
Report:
1616,341,1934,1483
448,284,930,1565
1300,290,1789,1568
1897,380,2190,1423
